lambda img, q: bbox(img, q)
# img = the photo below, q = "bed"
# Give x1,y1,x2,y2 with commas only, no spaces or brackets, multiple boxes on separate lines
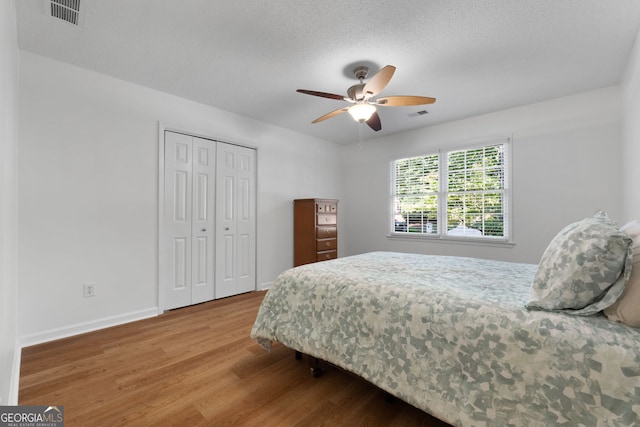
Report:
250,215,640,426
251,212,640,427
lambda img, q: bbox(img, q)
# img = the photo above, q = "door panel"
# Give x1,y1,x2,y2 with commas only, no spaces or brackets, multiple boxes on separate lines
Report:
239,233,250,278
223,235,234,280
163,132,193,309
172,237,188,290
163,132,215,309
173,171,188,222
215,143,256,298
236,148,256,293
216,144,237,298
190,137,215,304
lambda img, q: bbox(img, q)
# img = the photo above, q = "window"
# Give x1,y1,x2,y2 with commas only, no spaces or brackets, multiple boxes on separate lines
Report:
391,140,510,241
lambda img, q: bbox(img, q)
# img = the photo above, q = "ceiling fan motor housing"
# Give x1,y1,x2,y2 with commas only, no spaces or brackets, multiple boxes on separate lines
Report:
347,84,366,101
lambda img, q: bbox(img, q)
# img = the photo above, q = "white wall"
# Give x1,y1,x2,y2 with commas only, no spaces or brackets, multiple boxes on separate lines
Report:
622,28,640,220
0,0,19,405
15,29,637,347
340,86,623,264
18,52,342,344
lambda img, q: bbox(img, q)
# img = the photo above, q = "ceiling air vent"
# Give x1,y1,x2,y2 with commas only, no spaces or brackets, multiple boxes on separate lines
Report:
48,0,83,26
408,110,429,118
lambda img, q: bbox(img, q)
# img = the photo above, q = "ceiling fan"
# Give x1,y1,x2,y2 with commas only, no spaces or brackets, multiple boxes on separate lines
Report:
297,65,436,132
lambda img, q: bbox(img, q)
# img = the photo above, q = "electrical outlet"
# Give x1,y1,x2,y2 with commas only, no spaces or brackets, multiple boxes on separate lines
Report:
83,283,96,298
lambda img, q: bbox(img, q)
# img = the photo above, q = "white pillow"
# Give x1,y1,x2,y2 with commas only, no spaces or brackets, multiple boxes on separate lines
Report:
604,220,640,327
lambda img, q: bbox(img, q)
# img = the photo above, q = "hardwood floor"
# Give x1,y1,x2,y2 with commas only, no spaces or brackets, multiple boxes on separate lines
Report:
19,291,452,426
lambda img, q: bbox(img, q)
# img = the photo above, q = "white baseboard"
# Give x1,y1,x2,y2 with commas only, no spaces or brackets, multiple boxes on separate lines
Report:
258,281,273,291
19,307,159,348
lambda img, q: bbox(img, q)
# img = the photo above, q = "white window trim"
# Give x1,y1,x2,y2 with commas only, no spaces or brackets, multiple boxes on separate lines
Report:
388,136,513,246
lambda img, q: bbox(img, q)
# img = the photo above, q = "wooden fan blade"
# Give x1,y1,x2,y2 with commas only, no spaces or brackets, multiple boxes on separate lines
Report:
312,107,349,124
366,111,382,131
362,65,396,98
297,89,345,101
376,96,436,106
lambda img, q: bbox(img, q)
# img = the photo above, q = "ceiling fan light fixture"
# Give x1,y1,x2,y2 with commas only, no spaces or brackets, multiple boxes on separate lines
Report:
348,103,377,123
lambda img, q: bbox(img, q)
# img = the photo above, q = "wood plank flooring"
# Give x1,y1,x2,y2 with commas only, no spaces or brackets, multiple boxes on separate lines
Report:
20,291,452,426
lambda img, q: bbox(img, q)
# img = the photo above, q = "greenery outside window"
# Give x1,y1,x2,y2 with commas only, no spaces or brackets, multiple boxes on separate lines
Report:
391,139,510,242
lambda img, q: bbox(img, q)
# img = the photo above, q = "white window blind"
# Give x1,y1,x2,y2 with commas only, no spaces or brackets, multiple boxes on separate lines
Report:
446,144,506,238
392,154,439,234
391,141,509,241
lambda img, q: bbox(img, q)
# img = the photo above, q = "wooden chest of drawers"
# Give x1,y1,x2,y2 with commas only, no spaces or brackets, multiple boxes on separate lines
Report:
294,198,338,266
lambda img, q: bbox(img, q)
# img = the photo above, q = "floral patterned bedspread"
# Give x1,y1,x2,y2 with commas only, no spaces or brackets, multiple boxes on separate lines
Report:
250,252,640,426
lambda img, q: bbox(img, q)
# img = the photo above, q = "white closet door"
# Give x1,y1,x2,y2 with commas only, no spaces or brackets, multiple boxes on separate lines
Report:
215,142,256,298
236,145,256,294
190,137,215,304
164,132,193,310
163,132,215,310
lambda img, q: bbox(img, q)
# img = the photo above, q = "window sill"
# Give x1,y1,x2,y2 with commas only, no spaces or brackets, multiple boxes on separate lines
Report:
386,233,516,248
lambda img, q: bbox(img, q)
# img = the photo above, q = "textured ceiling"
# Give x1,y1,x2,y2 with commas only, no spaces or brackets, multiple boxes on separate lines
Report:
15,0,640,145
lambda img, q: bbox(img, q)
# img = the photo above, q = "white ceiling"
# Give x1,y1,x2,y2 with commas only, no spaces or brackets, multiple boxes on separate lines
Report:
15,0,640,145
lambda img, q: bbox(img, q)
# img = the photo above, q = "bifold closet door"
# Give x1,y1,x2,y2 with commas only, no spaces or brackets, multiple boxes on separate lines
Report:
215,142,256,298
163,132,215,310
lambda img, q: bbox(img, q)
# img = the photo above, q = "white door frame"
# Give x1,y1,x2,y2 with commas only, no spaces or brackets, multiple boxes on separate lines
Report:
157,122,258,312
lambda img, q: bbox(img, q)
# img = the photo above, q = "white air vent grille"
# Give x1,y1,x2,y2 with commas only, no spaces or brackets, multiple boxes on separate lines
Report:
49,0,82,26
408,110,429,118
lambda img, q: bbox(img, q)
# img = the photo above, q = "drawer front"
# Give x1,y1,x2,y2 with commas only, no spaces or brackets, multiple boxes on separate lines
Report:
316,226,337,238
316,201,337,213
316,250,337,262
316,238,337,251
317,214,337,225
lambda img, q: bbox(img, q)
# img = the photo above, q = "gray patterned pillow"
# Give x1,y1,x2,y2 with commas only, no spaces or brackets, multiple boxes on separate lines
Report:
526,211,632,315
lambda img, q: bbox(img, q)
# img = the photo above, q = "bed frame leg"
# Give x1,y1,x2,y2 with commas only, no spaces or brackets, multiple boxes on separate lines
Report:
308,356,323,377
293,351,323,377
